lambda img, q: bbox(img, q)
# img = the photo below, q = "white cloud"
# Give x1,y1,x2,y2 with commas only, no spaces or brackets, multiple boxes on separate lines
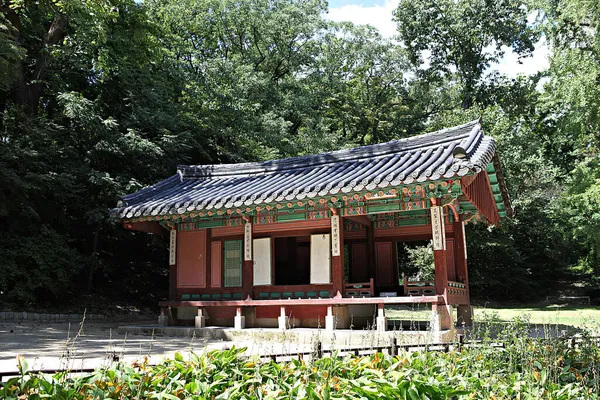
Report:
326,1,549,78
491,39,549,77
326,0,400,39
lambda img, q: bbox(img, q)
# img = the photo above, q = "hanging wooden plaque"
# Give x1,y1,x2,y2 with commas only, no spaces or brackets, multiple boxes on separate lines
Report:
331,215,341,256
430,206,446,250
462,221,467,259
441,209,446,250
244,222,252,261
169,229,177,265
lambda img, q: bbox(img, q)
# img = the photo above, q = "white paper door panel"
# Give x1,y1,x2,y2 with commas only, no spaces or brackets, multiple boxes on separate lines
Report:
253,238,272,285
310,234,331,284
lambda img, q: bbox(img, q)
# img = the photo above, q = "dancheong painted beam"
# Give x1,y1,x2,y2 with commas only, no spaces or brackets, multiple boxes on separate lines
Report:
112,118,512,333
112,118,511,226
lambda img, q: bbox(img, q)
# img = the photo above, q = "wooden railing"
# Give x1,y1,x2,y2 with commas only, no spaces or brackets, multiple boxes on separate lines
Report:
252,284,334,300
403,277,435,296
447,281,467,297
343,278,375,297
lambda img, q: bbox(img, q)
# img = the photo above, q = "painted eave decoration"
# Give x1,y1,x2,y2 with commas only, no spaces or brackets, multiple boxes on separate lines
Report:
112,118,512,226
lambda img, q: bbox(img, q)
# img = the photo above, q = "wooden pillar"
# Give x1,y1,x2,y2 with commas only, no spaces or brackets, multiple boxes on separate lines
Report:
331,213,344,297
366,219,376,282
453,217,469,292
205,228,212,290
431,202,453,331
242,221,253,299
169,265,177,300
453,216,472,326
431,204,448,300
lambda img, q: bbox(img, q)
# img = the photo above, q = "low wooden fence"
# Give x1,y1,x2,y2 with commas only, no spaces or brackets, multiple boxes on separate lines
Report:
2,336,598,384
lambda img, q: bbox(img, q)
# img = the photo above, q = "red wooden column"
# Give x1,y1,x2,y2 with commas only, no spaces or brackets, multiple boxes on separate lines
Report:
242,220,254,299
366,219,376,283
331,212,344,297
205,228,212,291
453,215,472,325
431,201,452,331
431,204,448,298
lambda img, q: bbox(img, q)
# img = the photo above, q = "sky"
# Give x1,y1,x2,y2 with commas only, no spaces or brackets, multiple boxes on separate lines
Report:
326,0,549,78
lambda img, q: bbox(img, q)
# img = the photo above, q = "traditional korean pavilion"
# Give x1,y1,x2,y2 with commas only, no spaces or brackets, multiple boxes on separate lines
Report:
112,118,511,333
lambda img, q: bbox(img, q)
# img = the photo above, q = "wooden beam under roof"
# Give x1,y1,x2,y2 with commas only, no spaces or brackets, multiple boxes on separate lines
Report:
123,221,166,236
345,215,372,226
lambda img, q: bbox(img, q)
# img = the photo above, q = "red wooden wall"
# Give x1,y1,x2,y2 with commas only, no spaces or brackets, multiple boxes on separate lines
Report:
177,230,206,288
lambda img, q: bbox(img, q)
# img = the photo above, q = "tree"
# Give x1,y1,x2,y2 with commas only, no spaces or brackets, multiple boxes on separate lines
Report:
535,0,600,282
394,0,536,108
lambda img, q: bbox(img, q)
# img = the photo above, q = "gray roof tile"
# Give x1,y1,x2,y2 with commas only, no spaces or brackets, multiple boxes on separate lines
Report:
113,119,496,219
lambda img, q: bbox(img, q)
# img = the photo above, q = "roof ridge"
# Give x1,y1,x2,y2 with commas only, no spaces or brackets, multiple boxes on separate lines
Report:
179,119,481,178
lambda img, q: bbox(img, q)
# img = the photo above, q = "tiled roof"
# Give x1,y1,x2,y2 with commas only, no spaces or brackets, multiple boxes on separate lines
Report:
112,119,497,219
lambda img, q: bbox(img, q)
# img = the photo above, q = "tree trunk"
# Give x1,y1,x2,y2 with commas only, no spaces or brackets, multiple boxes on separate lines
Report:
9,10,68,115
88,223,101,291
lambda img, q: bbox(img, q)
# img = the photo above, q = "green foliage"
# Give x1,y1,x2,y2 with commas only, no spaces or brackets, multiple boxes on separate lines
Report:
1,0,600,305
2,331,599,399
398,242,435,281
0,226,81,304
394,0,536,107
0,13,24,90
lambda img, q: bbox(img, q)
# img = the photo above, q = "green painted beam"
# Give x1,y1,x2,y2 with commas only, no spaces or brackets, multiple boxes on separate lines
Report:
368,203,400,213
486,163,495,173
488,173,498,184
196,219,225,228
397,209,428,216
396,218,429,226
277,213,306,222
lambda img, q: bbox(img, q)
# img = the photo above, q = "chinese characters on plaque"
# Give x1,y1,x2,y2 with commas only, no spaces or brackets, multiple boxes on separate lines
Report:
430,206,446,250
244,222,252,261
331,215,341,256
169,229,177,265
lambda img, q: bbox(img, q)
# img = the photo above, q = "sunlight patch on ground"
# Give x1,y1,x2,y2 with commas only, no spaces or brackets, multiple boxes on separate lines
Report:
386,305,600,329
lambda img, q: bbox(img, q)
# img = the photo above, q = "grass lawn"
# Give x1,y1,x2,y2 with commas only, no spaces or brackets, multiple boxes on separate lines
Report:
386,304,600,329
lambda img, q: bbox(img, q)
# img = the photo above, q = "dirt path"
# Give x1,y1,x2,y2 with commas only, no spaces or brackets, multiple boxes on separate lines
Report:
0,321,219,374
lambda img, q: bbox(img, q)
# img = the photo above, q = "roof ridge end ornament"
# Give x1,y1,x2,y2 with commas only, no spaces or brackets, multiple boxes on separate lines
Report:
452,120,481,160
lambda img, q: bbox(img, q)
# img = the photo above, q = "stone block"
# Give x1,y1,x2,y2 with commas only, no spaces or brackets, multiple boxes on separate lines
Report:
431,304,455,342
376,316,387,332
325,315,336,331
278,315,289,330
234,315,245,330
158,315,169,327
375,307,387,331
194,316,206,328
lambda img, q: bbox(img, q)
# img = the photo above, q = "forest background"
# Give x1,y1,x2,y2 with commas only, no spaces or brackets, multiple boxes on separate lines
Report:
1,0,599,308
